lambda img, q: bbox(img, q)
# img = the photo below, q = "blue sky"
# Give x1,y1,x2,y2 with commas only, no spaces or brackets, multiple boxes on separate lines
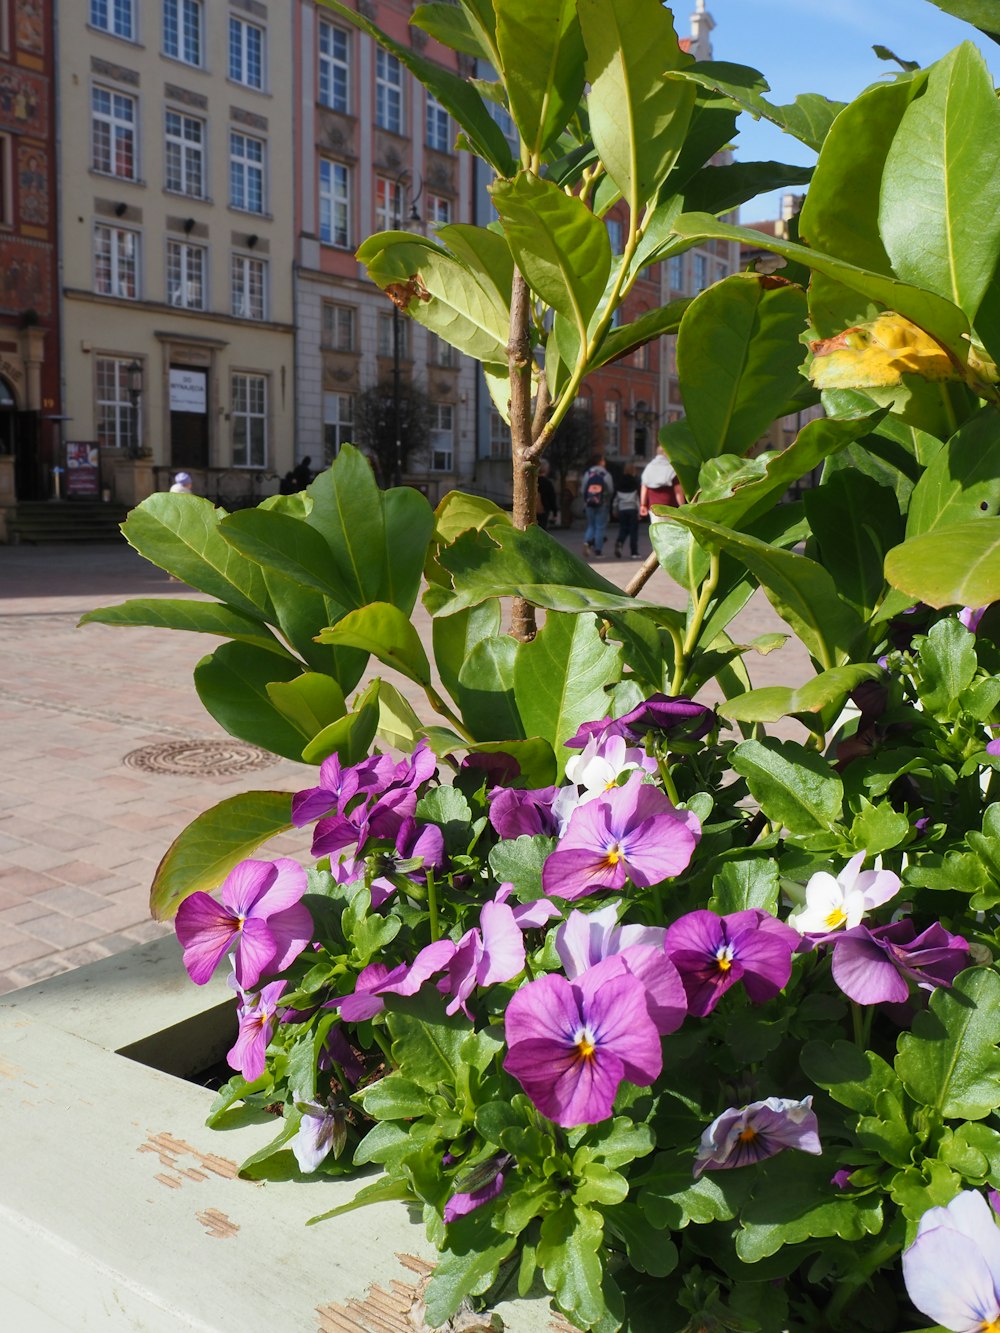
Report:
700,0,1000,219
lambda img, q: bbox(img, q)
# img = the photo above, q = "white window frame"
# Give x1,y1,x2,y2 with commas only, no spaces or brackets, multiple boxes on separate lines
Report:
321,301,355,351
231,252,267,321
323,391,354,461
229,130,265,214
231,372,268,468
429,403,454,472
694,253,708,292
668,254,684,291
425,193,451,229
429,333,457,368
374,174,403,232
94,223,139,300
229,15,265,90
166,238,206,310
317,20,349,113
92,85,137,181
163,0,203,67
318,159,350,247
95,355,138,451
90,0,135,41
165,109,205,197
426,93,449,152
378,311,408,359
489,408,510,460
604,398,621,455
375,49,403,134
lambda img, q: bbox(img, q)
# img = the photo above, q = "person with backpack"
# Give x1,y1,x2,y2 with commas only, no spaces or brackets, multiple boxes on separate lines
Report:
580,452,615,558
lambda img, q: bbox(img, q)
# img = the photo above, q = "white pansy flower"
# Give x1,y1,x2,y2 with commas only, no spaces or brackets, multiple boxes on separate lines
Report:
788,851,901,935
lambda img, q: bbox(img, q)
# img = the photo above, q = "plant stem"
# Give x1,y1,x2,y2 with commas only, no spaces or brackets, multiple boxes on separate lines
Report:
425,683,477,743
372,1027,394,1066
657,753,681,806
508,266,538,642
671,551,720,694
426,868,439,943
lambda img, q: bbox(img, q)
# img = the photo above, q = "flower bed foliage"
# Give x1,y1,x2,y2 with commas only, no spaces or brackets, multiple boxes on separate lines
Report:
84,2,1000,1329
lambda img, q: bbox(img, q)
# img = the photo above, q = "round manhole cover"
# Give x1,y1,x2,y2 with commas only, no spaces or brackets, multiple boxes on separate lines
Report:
122,739,279,777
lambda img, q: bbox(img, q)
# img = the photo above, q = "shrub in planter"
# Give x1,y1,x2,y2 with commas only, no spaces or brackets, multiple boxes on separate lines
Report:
84,2,1000,1329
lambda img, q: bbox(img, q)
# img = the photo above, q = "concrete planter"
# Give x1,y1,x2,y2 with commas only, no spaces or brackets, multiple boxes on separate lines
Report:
0,939,554,1331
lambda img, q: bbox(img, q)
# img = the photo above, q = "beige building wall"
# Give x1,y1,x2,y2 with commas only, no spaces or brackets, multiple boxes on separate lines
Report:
58,0,296,502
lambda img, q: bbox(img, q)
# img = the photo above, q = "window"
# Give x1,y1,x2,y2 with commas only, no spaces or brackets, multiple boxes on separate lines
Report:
375,49,403,133
319,159,350,247
318,21,349,113
426,93,449,152
378,311,409,359
165,110,204,197
429,404,454,472
94,224,138,299
667,255,684,291
694,253,708,292
606,218,624,253
164,0,202,66
489,408,510,460
231,373,267,466
230,131,265,213
425,194,451,229
0,135,11,226
96,356,138,450
630,341,650,370
231,252,266,320
323,391,354,461
92,86,136,180
429,333,456,368
90,0,134,40
321,301,355,351
374,174,403,232
166,239,205,309
604,398,620,455
229,16,264,89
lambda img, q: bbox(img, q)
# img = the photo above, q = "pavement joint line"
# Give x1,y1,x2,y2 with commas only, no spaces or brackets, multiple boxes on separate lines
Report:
0,689,218,738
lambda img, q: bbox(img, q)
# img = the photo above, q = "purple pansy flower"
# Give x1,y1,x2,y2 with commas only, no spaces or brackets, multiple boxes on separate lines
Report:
664,909,799,1017
292,751,390,827
175,858,312,990
902,1190,1000,1333
503,968,662,1127
439,898,526,1018
311,742,436,859
338,938,457,1022
488,785,561,839
829,919,969,1005
960,605,989,634
228,979,287,1082
542,773,700,901
369,816,446,909
987,735,1000,758
444,1153,512,1224
693,1096,822,1177
564,695,715,749
290,1096,348,1172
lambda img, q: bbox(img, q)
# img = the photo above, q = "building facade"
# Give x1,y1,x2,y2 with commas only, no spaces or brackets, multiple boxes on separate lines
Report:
0,0,60,512
293,0,478,503
57,0,296,507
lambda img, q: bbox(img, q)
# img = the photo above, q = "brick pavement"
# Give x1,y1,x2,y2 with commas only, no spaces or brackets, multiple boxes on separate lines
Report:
0,528,808,996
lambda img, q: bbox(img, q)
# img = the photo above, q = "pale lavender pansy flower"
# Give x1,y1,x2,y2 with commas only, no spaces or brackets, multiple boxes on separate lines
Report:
503,968,662,1127
563,734,658,805
542,773,700,901
902,1190,1000,1333
830,919,969,1006
788,851,901,935
175,858,312,990
664,909,799,1017
227,979,287,1082
444,1153,512,1224
338,938,457,1022
290,1096,348,1172
693,1096,822,1177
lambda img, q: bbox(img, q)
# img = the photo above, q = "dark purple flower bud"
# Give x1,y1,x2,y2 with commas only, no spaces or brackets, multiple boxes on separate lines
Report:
830,1168,856,1191
460,751,522,785
564,717,631,750
618,694,716,742
444,1154,512,1223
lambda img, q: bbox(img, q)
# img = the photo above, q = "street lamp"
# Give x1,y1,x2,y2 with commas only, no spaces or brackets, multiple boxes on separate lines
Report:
126,359,143,459
626,402,659,457
390,171,422,487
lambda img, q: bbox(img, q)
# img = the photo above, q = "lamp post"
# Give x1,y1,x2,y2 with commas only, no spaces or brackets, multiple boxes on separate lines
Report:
390,172,422,487
126,359,143,459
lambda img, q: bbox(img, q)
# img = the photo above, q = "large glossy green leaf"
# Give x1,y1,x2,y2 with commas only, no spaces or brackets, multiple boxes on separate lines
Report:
731,738,844,834
149,791,294,919
799,75,926,276
884,519,1000,609
435,223,514,314
896,968,1000,1119
880,43,1000,322
121,494,272,620
259,567,365,687
219,507,349,599
458,636,525,742
410,3,488,59
681,160,814,217
676,62,844,151
578,0,695,210
194,642,311,761
803,471,903,617
432,600,502,706
496,0,584,158
668,510,864,668
301,680,380,766
513,614,621,771
905,408,1000,538
266,673,346,740
78,598,293,658
492,173,611,342
670,213,971,359
316,0,514,173
590,298,690,371
720,664,884,724
316,602,431,687
922,0,1000,41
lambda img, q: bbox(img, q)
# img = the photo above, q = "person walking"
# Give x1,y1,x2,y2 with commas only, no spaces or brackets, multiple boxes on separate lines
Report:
535,459,558,530
169,471,193,494
640,445,683,523
580,452,614,558
613,462,641,558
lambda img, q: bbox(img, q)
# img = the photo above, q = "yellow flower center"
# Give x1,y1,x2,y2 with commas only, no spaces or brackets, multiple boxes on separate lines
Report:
824,907,847,929
982,1322,1000,1333
603,844,622,868
737,1127,757,1144
574,1026,597,1062
715,945,735,973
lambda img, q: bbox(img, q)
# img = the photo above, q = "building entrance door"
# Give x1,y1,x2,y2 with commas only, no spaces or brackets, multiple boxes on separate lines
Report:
169,366,209,469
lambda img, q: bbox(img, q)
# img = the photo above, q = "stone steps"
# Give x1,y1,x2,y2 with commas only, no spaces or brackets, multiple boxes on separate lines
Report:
6,501,130,544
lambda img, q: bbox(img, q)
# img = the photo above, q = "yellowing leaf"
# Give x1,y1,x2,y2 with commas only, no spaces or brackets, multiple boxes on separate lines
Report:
808,311,956,389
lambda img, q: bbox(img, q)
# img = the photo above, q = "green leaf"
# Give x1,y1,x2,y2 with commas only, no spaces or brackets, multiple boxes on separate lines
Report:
410,3,488,59
432,600,502,706
317,602,431,687
538,1203,606,1330
905,408,1000,539
735,1153,883,1261
465,739,557,789
457,636,525,742
316,0,514,174
880,44,1000,321
488,835,557,900
496,0,584,157
385,989,468,1092
605,1203,678,1277
301,681,380,765
258,567,363,685
917,618,978,715
709,858,780,915
375,680,423,752
355,1075,431,1122
720,665,884,724
676,274,808,468
415,786,474,856
803,472,903,617
79,598,293,657
149,791,293,919
885,518,1000,609
307,1173,414,1225
922,0,1000,42
266,673,346,740
800,1040,901,1115
514,614,621,773
578,0,696,209
675,62,844,152
194,643,313,761
424,1215,517,1328
849,800,911,857
682,160,814,218
218,507,350,600
731,738,843,834
889,1160,964,1222
492,173,612,343
896,968,1000,1119
637,1150,751,1230
120,494,272,620
590,298,690,371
